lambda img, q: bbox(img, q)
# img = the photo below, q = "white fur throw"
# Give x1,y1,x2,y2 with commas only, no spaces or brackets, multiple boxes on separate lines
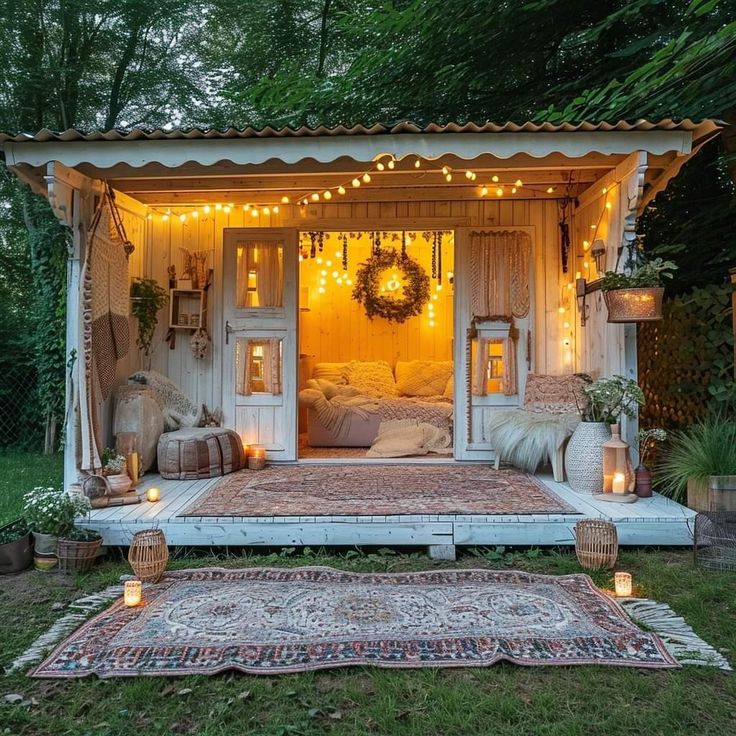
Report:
485,410,580,472
128,370,203,431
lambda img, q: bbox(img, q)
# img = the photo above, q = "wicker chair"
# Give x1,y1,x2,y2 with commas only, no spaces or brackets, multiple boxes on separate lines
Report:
486,374,588,482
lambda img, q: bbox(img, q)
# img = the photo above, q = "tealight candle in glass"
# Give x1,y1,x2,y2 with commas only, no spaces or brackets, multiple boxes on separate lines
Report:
124,579,142,607
614,572,632,597
248,446,266,470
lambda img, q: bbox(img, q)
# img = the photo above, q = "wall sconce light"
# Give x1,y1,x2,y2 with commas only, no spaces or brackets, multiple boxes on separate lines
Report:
591,240,606,272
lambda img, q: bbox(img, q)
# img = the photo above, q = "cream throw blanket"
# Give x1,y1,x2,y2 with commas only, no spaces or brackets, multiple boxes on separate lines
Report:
367,419,453,457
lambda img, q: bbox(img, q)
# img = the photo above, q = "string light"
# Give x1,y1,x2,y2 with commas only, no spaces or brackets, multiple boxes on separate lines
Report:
352,178,361,188
251,208,259,217
414,158,421,168
324,190,332,200
281,195,290,204
311,192,320,201
179,213,186,222
495,187,504,197
387,159,395,169
480,186,489,196
362,172,371,183
223,205,231,214
203,205,210,214
338,185,346,195
377,162,385,171
491,175,499,183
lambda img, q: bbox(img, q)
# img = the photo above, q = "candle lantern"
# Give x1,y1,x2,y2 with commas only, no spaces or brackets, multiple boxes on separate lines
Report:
602,424,634,494
146,486,160,502
248,446,267,470
124,579,142,607
614,571,633,597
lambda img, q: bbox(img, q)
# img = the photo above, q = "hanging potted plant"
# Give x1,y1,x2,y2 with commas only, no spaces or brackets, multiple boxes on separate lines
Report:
565,375,644,494
600,258,677,323
130,277,169,360
22,488,92,571
0,519,33,574
634,428,667,498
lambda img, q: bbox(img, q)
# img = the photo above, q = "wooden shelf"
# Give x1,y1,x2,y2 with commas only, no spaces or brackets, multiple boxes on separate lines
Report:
169,288,207,330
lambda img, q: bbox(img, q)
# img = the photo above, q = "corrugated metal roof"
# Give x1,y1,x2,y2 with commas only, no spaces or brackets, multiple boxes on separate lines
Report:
0,119,719,143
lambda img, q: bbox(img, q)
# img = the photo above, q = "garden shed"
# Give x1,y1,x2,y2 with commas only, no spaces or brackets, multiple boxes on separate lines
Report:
0,119,720,550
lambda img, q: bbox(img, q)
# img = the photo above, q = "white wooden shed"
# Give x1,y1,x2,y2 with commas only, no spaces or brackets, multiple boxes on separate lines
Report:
0,119,719,550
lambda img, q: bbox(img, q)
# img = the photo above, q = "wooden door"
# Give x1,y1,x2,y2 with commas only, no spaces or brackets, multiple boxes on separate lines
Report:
453,227,534,460
223,228,299,461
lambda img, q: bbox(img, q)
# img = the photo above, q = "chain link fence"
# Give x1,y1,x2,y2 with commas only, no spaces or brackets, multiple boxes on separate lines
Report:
0,364,46,452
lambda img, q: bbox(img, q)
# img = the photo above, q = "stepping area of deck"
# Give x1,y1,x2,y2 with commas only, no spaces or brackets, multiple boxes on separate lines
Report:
85,463,695,548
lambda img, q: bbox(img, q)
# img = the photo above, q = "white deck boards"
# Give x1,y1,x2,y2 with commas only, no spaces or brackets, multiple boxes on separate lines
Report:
85,467,696,548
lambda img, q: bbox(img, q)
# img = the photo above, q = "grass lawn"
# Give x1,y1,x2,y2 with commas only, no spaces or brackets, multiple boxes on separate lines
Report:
1,453,735,735
0,451,63,524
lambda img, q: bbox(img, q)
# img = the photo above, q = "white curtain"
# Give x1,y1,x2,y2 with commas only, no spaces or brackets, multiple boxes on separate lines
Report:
470,230,531,319
236,242,283,308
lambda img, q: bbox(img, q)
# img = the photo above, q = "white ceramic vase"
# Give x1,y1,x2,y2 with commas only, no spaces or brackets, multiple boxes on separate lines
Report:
564,421,612,494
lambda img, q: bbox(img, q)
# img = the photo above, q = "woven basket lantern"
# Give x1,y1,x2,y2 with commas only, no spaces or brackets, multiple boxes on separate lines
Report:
574,519,619,570
604,287,664,323
128,528,169,582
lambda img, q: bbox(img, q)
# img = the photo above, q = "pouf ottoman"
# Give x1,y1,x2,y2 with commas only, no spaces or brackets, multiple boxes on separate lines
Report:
157,428,246,480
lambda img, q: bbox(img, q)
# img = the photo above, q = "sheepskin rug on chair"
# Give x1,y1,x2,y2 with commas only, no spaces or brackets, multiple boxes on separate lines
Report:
485,411,580,473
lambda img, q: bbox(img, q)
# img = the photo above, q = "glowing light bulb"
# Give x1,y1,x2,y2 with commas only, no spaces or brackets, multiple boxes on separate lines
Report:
320,278,326,286
436,284,443,291
546,187,555,194
273,205,280,214
281,195,290,204
323,190,332,200
346,279,353,286
491,175,499,183
602,187,608,194
511,187,517,194
338,185,346,195
311,192,320,201
563,339,571,347
316,257,323,264
318,286,325,294
321,270,327,276
224,205,232,214
465,170,474,180
480,186,489,196
414,158,421,168
377,162,385,171
263,206,270,215
335,251,342,258
332,271,339,278
445,173,452,182
432,294,439,301
215,203,222,211
442,166,449,176
203,205,211,214
191,210,199,219
564,321,571,329
496,187,503,197
429,320,436,327
251,208,259,217
146,213,153,221
387,159,395,169
583,240,590,250
336,278,343,285
558,306,565,314
326,260,333,267
162,213,169,221
362,173,371,183
352,178,361,188
515,179,523,187
606,202,612,209
583,261,590,269
179,213,186,222
590,224,597,229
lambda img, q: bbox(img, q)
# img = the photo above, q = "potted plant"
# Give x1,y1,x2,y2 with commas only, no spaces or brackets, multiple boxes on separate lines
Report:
634,428,667,498
565,375,644,494
0,519,33,574
22,488,92,571
600,258,677,323
57,525,103,575
130,277,169,360
657,416,736,509
101,447,132,495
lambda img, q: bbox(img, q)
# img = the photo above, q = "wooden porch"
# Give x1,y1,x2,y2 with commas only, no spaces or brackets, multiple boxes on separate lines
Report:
85,464,695,549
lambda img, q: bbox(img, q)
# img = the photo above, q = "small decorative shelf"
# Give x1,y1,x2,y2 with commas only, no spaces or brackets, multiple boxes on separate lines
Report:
169,289,207,330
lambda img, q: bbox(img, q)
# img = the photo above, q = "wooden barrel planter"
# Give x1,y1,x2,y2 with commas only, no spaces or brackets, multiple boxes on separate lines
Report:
57,535,103,574
574,519,619,569
128,528,169,583
604,287,664,323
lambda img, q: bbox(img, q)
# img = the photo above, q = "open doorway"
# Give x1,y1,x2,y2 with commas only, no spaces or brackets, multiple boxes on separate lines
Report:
297,230,455,460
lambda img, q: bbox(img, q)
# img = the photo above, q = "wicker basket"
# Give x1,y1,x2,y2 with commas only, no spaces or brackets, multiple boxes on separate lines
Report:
128,528,169,582
56,536,103,574
604,287,664,323
574,519,618,569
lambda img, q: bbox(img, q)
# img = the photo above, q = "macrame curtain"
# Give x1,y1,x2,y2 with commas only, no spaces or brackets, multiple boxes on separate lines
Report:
241,339,282,396
79,193,133,471
470,230,531,319
236,242,283,308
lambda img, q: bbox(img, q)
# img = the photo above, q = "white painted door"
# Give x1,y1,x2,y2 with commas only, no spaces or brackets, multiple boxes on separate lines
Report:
453,227,534,460
223,228,299,461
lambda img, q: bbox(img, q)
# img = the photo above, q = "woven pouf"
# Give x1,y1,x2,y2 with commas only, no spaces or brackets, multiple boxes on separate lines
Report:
157,427,246,480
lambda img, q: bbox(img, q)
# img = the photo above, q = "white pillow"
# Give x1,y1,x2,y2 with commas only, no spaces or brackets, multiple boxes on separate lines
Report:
342,361,398,397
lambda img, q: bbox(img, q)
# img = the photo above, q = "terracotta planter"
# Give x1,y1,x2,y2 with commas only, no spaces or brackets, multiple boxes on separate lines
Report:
604,287,664,323
0,522,33,574
635,465,653,498
564,422,612,494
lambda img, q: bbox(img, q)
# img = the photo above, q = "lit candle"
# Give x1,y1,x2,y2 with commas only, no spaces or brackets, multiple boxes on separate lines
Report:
614,572,632,597
146,486,160,503
612,472,626,494
248,447,266,470
124,579,142,607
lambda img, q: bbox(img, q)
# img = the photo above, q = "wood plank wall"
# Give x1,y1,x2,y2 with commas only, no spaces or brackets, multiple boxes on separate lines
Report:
116,198,567,417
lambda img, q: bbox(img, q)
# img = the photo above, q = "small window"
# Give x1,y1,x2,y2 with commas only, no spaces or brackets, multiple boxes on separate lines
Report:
236,242,284,308
235,337,283,395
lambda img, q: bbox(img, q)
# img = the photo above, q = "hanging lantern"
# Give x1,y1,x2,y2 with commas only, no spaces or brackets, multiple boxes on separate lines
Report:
602,423,635,494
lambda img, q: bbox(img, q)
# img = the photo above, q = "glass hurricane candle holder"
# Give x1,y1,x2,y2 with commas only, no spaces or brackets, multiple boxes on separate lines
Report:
248,446,266,470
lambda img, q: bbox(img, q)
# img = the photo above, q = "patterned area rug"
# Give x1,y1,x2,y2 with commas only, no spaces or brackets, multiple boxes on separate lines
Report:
180,465,577,517
31,567,678,678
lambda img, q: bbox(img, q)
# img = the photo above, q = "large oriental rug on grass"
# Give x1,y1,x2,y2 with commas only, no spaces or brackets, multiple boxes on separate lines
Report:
180,465,577,517
32,567,678,678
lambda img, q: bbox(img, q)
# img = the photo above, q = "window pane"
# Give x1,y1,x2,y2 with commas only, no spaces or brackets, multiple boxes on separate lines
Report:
235,337,283,395
236,242,284,308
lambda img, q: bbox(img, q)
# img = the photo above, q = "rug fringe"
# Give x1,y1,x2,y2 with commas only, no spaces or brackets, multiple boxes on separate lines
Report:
621,598,732,671
4,584,123,675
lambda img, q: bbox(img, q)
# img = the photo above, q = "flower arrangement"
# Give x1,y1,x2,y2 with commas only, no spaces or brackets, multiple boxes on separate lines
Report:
582,375,644,424
22,487,91,537
599,258,677,291
636,427,667,468
101,447,126,474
